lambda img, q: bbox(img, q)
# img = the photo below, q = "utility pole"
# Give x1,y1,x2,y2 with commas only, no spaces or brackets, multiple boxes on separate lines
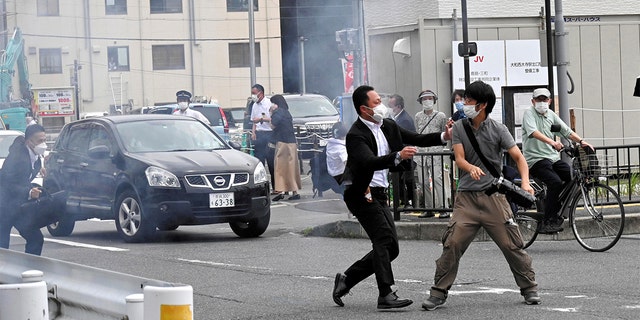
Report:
461,0,470,87
299,36,307,94
554,0,569,124
248,0,256,86
353,0,365,88
73,60,80,120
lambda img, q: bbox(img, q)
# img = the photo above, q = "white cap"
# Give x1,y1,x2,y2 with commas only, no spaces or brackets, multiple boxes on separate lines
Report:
532,88,551,99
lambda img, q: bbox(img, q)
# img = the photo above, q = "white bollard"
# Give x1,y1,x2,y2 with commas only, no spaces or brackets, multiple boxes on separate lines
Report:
0,270,49,320
126,293,145,320
143,285,193,320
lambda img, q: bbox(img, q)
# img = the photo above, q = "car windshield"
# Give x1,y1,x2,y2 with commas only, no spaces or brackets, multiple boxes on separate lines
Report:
286,96,339,118
115,119,228,153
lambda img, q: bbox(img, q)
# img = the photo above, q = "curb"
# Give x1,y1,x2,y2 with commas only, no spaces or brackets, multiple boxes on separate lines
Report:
307,213,640,241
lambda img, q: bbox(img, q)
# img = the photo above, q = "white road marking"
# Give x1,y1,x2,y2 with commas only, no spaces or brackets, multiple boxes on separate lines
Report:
624,305,640,309
177,258,272,271
11,234,130,251
549,308,578,312
448,287,520,295
565,295,589,298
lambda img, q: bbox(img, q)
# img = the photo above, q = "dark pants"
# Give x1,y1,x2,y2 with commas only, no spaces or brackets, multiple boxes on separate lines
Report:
253,131,275,188
398,169,415,206
342,187,398,297
530,159,572,222
0,211,44,255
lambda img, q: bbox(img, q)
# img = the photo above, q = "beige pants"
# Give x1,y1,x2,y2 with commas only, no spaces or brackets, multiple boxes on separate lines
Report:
429,191,538,299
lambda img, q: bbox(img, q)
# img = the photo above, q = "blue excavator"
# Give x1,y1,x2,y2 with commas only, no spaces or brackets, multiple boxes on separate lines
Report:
0,27,32,132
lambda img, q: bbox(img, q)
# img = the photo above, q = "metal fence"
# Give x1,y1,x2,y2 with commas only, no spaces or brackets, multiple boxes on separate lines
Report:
390,144,640,220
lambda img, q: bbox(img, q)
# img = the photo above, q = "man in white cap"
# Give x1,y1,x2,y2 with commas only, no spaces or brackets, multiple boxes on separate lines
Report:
173,90,210,125
521,88,593,234
414,89,449,218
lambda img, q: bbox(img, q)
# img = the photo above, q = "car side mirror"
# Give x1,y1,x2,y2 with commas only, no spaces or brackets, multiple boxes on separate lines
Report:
88,145,111,159
228,141,242,151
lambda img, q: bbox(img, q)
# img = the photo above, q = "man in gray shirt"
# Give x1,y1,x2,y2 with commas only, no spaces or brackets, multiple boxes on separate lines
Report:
422,81,540,311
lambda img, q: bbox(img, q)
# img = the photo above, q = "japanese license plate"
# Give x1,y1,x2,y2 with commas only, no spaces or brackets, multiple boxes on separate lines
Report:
209,192,235,208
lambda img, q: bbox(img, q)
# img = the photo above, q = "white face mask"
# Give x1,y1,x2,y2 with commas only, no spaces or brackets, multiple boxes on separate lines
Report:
34,142,47,156
251,94,259,103
463,104,480,119
534,101,549,114
422,100,435,110
365,103,389,123
178,102,189,111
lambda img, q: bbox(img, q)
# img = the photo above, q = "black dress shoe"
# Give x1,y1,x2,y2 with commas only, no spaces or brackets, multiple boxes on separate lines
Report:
377,291,413,309
272,193,285,201
439,212,451,219
418,211,435,218
287,194,301,200
332,273,350,307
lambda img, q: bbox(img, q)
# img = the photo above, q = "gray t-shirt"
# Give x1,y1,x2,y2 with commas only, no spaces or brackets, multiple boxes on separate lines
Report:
452,118,516,191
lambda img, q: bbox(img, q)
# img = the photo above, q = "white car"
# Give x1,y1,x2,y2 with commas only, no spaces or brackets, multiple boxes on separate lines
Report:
0,130,44,186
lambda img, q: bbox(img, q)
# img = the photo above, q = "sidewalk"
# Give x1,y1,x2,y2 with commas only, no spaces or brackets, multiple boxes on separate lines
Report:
279,165,640,241
290,179,640,241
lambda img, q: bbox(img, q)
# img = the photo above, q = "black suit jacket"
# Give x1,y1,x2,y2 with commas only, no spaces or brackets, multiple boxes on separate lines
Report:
0,136,39,219
394,110,416,133
343,118,443,201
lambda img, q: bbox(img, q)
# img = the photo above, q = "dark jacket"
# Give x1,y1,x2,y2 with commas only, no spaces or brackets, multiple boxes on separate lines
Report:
0,136,39,220
342,118,443,200
394,109,416,132
270,107,296,144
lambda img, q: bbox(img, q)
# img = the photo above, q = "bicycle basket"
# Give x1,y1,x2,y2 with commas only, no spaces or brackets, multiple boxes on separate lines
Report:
576,146,610,177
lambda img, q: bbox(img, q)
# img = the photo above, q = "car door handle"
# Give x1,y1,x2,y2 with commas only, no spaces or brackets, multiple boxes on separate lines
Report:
57,159,64,164
80,162,89,167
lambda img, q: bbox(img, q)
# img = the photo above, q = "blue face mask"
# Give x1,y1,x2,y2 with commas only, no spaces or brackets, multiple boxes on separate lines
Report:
454,101,464,112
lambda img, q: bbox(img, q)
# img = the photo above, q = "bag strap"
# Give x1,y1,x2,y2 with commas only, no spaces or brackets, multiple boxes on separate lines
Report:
462,118,501,178
418,112,440,134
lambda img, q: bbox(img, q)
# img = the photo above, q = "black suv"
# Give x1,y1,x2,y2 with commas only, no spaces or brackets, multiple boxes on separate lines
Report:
44,115,271,242
280,94,339,159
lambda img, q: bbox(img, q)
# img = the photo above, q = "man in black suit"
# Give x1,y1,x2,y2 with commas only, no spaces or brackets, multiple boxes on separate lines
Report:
332,85,451,309
389,94,417,209
0,124,48,255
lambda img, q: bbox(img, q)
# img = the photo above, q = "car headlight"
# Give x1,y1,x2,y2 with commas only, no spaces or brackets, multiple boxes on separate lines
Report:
253,162,268,184
145,166,181,188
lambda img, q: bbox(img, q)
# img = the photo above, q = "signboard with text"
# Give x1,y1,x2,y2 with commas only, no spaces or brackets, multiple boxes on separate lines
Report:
34,87,76,117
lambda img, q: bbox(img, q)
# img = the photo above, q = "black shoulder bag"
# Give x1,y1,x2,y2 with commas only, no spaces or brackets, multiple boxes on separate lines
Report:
461,119,535,208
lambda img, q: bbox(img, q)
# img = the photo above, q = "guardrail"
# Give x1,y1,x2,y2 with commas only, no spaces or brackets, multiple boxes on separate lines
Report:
390,144,640,220
0,248,190,320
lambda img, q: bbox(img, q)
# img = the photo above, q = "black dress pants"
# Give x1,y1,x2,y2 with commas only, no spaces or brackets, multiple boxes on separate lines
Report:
530,159,572,221
343,187,398,297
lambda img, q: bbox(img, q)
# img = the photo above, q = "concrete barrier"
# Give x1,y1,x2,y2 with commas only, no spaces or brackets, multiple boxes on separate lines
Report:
0,270,48,320
0,249,184,320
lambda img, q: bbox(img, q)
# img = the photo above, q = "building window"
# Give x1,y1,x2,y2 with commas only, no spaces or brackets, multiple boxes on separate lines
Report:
229,43,261,68
39,48,62,74
227,0,258,12
37,0,59,16
107,46,130,71
106,0,127,15
152,45,185,70
150,0,182,13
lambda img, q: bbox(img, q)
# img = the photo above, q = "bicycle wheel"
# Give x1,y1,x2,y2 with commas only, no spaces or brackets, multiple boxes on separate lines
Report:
570,182,625,252
514,199,544,249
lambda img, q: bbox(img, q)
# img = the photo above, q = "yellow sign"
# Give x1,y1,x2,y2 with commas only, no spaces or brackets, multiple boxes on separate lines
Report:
160,304,192,320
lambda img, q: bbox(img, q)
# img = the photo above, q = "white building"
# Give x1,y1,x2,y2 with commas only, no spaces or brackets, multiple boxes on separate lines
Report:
363,0,640,145
4,0,283,118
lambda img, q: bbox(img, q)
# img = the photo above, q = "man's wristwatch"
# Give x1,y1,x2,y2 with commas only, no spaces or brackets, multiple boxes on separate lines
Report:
396,152,402,161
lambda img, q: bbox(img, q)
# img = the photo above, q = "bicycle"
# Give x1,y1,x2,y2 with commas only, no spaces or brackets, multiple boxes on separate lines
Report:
513,141,625,252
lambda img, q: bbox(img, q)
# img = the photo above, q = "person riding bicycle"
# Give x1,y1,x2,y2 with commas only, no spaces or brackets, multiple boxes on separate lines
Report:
521,88,594,234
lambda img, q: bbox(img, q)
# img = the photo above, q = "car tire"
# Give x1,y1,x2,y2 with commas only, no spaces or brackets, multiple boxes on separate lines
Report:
229,211,270,238
47,217,75,237
115,189,156,243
